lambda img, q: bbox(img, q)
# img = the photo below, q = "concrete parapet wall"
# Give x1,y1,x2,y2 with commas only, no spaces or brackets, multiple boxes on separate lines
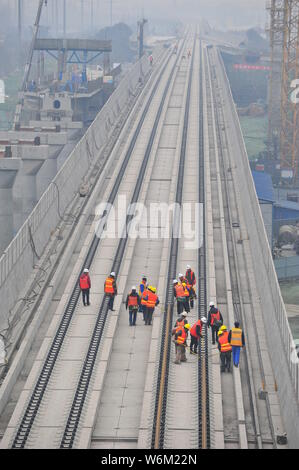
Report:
0,53,153,337
216,49,299,448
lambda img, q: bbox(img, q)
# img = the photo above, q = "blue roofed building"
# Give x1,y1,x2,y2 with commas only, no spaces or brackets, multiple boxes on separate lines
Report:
252,171,274,248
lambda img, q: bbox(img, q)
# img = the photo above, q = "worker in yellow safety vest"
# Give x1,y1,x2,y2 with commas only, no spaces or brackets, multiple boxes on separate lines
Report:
228,322,245,368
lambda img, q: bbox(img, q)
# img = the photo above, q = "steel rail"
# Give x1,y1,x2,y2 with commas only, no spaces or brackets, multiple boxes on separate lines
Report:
198,39,210,450
11,44,177,449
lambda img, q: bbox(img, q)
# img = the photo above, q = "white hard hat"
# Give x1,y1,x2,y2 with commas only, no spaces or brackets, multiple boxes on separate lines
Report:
132,286,136,291
110,272,116,277
178,273,183,278
209,301,215,307
186,265,191,270
201,317,207,324
84,268,89,273
182,312,188,317
173,279,178,284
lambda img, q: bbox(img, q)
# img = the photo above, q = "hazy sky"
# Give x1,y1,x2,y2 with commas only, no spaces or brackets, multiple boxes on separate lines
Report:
1,0,268,33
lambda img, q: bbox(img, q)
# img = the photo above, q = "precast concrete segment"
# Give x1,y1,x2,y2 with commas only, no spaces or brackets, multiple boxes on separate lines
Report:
74,40,194,450
204,46,249,450
163,37,200,450
0,41,180,448
207,46,287,448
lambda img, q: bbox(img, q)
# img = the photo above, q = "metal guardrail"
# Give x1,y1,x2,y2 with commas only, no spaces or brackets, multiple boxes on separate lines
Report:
0,53,154,323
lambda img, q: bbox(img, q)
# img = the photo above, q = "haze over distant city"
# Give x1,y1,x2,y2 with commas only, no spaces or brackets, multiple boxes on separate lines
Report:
0,0,267,34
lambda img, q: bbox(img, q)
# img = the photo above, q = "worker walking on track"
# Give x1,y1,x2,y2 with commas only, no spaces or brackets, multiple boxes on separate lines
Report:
126,287,141,327
228,322,245,368
141,282,150,322
104,272,117,311
179,274,190,312
173,279,189,315
190,317,207,355
144,286,159,325
185,265,197,309
172,323,191,364
79,268,91,307
218,326,232,372
208,301,223,345
139,277,147,316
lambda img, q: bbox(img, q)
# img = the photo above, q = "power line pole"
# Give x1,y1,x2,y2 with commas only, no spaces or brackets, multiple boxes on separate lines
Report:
18,0,22,67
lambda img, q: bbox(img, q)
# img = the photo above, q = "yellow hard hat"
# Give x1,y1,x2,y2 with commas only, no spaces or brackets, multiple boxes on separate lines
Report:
220,325,227,331
218,330,223,336
185,324,191,330
182,282,187,287
148,286,156,293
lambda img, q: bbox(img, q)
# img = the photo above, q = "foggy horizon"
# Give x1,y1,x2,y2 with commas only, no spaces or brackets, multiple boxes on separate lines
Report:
0,0,267,36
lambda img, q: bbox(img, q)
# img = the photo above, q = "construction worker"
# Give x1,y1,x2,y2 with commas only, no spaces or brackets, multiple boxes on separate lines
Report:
141,282,150,322
178,273,190,312
139,277,147,314
218,326,232,372
104,272,117,311
185,265,197,309
208,301,223,345
190,317,207,355
172,323,190,364
175,311,188,328
144,286,159,325
149,54,153,66
228,322,245,368
126,287,141,326
174,278,190,315
79,268,91,307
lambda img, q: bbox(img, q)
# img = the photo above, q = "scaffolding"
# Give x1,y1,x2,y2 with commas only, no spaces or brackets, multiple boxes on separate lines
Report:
280,0,299,180
267,0,285,158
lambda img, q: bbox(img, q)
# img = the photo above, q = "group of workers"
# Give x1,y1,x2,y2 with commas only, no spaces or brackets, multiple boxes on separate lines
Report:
126,278,160,326
173,266,197,315
79,265,245,372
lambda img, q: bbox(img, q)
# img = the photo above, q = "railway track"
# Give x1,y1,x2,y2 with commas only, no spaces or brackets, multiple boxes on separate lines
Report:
205,44,277,449
151,33,198,450
9,38,187,449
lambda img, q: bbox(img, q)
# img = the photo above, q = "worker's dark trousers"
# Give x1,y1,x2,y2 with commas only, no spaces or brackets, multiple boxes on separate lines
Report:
220,351,232,372
145,307,154,325
190,335,198,353
184,298,190,313
177,301,184,316
141,304,147,321
108,294,115,310
129,309,137,326
211,326,220,344
82,289,90,306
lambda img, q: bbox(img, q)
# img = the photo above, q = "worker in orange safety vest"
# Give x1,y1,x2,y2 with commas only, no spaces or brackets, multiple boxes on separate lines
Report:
218,326,232,372
126,286,141,326
143,286,159,325
190,317,207,354
79,268,91,307
185,265,197,309
104,272,117,311
172,323,191,364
